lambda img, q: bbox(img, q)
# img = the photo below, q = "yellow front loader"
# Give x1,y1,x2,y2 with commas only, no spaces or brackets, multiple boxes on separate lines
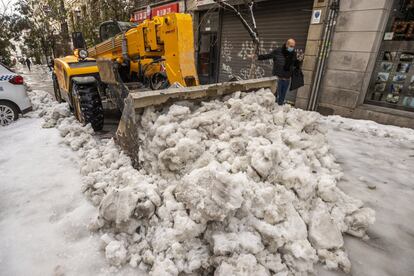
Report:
52,13,277,164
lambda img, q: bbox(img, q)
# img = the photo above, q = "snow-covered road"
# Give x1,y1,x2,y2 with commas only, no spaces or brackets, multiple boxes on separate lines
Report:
0,66,413,275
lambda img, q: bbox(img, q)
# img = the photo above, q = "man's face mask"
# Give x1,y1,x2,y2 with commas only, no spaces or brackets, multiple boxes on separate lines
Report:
287,47,295,52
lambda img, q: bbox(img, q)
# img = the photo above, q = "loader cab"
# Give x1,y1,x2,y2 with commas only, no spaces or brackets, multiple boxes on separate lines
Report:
71,32,89,61
99,21,137,42
72,32,87,49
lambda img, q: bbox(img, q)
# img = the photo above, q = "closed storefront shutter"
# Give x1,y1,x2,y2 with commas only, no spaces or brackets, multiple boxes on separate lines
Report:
219,0,313,86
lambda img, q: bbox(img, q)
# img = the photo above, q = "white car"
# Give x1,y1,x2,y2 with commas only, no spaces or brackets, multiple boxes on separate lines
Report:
0,62,32,126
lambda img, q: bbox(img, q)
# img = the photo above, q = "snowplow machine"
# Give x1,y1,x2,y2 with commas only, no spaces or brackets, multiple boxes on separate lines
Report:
52,13,277,164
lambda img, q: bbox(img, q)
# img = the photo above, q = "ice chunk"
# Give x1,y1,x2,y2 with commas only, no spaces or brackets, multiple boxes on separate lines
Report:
175,161,246,222
309,200,344,249
105,240,128,266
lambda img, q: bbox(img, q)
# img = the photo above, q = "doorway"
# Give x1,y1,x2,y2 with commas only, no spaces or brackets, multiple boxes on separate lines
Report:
197,11,220,84
198,32,219,84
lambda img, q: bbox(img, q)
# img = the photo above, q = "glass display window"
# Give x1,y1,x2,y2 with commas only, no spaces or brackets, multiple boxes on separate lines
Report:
365,1,414,111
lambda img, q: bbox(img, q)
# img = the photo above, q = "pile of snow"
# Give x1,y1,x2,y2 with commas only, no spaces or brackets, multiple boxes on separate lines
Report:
28,88,375,275
321,115,414,142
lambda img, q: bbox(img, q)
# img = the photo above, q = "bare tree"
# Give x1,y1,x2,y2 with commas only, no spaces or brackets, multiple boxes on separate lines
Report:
213,0,260,79
0,0,16,64
99,0,139,21
0,0,13,29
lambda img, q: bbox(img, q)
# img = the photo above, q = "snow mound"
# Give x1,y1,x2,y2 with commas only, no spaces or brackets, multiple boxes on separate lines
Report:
25,89,70,128
29,88,375,275
321,115,414,142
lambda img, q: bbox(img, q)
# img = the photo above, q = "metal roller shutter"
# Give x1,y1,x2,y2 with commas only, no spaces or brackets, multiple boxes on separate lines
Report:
219,0,313,83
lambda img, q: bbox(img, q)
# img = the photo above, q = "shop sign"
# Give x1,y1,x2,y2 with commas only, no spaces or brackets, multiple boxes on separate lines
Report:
133,2,179,22
133,10,148,22
152,3,179,17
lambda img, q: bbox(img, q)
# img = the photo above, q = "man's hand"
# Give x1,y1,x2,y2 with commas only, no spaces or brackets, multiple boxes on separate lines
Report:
296,50,304,62
247,53,257,59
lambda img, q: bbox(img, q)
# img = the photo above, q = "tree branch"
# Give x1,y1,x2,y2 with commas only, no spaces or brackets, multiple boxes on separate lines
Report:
214,0,260,79
213,0,259,45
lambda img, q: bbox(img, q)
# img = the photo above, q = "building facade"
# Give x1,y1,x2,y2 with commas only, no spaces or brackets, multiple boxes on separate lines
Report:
132,0,314,91
128,0,414,128
295,0,414,128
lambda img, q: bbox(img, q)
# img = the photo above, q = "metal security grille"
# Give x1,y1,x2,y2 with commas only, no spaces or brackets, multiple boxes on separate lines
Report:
219,0,313,83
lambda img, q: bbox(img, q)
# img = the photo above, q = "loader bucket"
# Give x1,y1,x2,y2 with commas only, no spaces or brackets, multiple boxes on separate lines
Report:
116,77,277,166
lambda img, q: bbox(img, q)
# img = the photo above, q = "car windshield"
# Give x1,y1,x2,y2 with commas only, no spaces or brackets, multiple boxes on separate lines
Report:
118,22,137,32
0,62,15,73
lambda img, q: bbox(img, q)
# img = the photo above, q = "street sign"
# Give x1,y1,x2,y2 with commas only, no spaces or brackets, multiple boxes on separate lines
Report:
311,9,322,24
384,32,394,41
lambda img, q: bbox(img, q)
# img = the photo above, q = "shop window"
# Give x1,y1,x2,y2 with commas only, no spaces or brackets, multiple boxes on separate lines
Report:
365,1,414,111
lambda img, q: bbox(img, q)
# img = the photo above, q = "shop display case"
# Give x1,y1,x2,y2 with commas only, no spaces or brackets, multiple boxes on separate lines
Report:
365,0,414,111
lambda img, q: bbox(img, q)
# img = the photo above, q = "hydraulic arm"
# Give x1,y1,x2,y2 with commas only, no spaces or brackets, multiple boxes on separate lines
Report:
87,13,199,87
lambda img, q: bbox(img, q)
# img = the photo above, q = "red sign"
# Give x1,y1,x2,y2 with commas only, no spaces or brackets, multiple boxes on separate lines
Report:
132,2,179,23
152,3,179,17
133,10,148,22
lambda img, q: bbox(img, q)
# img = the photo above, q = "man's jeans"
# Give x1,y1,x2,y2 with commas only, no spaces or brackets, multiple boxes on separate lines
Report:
276,79,290,105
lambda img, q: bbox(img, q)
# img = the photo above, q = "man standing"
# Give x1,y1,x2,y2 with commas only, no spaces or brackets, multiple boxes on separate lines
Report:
25,58,31,71
258,38,303,105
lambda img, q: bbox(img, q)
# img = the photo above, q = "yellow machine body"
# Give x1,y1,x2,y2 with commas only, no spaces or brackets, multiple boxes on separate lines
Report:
53,56,98,96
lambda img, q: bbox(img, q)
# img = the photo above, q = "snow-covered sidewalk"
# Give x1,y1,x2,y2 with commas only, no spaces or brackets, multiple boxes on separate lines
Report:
319,117,414,276
0,67,135,276
0,118,107,275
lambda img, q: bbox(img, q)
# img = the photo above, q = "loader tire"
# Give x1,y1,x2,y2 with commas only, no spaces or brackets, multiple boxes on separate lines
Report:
72,82,104,131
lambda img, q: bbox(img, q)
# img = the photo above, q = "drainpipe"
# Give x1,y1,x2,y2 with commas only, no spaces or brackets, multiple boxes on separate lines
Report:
307,0,340,111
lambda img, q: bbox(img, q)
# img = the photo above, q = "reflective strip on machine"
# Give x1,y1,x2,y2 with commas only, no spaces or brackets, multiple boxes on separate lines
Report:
0,75,15,81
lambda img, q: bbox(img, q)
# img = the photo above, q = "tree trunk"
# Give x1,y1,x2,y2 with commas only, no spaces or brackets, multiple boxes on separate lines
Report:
59,0,71,55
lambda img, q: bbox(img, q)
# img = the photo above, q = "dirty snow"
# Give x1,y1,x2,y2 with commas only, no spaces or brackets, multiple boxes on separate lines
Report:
321,115,414,142
33,84,377,275
1,66,413,275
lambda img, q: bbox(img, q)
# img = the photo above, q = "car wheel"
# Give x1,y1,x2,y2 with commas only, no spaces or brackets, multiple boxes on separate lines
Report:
0,101,19,126
52,74,63,103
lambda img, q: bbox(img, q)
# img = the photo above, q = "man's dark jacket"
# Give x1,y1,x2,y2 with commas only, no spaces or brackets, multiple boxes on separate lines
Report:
258,45,300,79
